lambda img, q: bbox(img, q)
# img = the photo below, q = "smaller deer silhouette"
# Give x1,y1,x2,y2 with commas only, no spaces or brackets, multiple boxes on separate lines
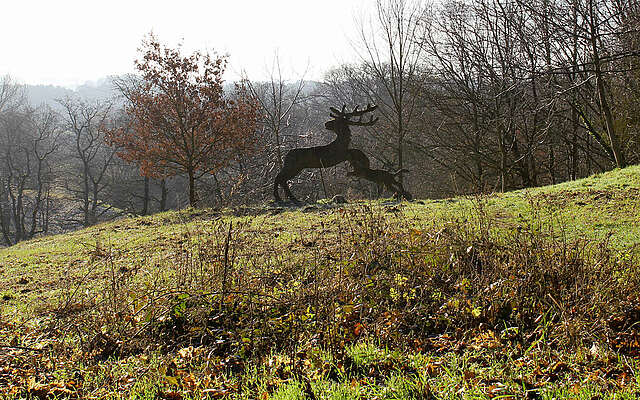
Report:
347,148,413,200
273,104,378,203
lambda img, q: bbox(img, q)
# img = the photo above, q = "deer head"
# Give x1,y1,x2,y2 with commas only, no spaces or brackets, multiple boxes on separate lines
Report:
324,103,379,131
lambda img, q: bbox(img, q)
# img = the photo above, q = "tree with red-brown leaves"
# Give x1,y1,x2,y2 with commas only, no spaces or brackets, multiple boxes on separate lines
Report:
107,34,258,207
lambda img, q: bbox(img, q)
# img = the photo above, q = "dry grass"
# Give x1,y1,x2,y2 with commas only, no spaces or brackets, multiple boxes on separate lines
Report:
1,200,638,398
1,165,640,398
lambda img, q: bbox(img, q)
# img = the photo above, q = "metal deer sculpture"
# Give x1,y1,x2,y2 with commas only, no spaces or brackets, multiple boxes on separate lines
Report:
273,104,378,203
347,148,413,200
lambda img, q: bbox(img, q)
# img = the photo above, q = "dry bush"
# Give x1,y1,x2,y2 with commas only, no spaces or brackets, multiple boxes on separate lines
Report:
50,204,640,364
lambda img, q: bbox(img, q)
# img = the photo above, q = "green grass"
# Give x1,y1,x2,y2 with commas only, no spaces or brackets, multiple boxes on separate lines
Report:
1,165,639,398
400,164,640,248
2,165,639,282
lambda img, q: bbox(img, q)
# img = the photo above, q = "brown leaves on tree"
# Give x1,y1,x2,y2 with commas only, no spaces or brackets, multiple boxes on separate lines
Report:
105,34,259,206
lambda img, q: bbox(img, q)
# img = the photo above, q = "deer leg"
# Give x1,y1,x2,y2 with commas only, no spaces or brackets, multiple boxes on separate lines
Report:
273,179,284,203
274,169,302,204
376,172,407,200
390,180,412,200
274,176,298,204
399,186,413,200
282,182,300,204
384,180,399,198
386,177,399,196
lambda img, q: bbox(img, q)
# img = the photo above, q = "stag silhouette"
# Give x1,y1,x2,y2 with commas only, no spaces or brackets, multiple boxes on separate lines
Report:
347,148,412,200
273,104,378,203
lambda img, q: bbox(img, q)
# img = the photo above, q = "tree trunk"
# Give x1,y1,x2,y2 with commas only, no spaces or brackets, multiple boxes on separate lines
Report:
160,179,168,212
589,0,626,168
188,170,196,207
549,145,556,185
29,159,45,238
274,126,283,169
595,72,626,168
397,124,404,186
499,132,507,193
472,104,483,192
142,176,149,215
570,110,579,181
43,187,51,235
14,188,24,243
83,163,90,227
91,182,99,226
0,185,11,246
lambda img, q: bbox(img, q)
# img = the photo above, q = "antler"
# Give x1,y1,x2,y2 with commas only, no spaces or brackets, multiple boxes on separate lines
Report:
329,103,378,124
329,104,347,119
347,114,379,126
347,103,377,118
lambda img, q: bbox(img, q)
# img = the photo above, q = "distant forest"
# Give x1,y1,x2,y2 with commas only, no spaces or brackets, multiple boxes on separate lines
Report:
24,81,116,109
1,0,639,246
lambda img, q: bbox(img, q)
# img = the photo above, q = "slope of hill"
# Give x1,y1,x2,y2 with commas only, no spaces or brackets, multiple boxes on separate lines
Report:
0,165,639,399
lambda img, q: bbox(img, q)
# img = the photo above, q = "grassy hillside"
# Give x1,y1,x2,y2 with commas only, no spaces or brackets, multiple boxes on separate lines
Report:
1,165,639,399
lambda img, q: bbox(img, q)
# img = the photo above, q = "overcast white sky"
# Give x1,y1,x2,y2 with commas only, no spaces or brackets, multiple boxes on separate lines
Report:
1,0,373,88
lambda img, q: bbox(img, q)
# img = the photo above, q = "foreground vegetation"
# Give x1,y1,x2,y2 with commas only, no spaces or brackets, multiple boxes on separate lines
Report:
1,166,640,399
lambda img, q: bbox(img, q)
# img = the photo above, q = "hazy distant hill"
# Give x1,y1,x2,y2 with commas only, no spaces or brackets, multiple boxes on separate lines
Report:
24,78,118,109
23,78,322,111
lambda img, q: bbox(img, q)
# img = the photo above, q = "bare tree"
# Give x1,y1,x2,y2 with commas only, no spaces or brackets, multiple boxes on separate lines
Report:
352,0,429,186
59,97,118,227
507,0,640,171
0,75,22,114
557,0,639,168
410,0,640,195
0,103,61,245
246,54,307,169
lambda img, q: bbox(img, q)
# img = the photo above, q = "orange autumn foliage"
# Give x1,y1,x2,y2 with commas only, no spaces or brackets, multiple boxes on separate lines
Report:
106,34,258,205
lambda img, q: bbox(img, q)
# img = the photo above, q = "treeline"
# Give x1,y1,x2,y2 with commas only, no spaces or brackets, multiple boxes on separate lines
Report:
417,0,640,191
0,78,171,245
1,0,639,246
243,0,640,200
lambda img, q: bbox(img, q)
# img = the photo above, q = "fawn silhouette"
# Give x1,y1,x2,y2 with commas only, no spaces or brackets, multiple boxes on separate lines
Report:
347,148,412,200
